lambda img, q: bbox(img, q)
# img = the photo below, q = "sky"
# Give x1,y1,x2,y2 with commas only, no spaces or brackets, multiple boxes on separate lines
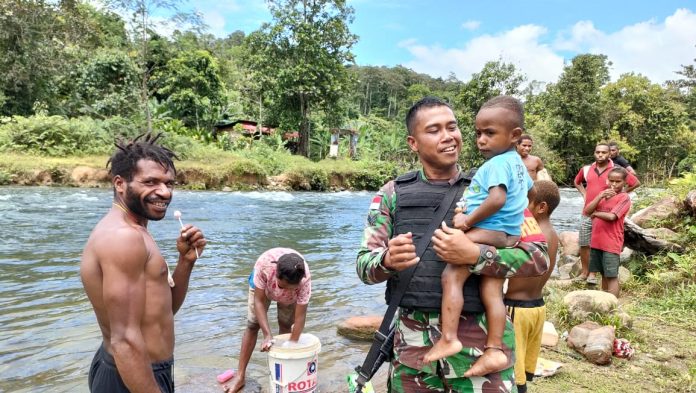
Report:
185,0,696,84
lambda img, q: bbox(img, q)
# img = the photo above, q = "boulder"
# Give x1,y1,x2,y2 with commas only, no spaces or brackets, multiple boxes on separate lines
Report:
567,321,615,365
624,218,683,255
630,196,679,228
558,263,574,280
559,254,580,267
643,227,680,243
337,315,383,341
559,231,580,257
541,321,559,347
684,190,696,217
619,247,634,263
563,290,618,321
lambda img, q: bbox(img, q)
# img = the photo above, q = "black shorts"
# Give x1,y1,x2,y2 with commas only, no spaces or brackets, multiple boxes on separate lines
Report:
88,344,174,393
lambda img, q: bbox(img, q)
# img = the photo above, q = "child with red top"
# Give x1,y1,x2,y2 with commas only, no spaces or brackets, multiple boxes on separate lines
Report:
583,167,632,297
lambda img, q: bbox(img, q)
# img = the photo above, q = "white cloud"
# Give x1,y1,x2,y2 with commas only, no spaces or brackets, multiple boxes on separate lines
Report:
554,8,696,82
401,24,565,83
461,20,481,31
401,8,696,84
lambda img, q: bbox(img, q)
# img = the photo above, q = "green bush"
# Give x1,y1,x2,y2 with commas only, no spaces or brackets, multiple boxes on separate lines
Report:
0,115,114,156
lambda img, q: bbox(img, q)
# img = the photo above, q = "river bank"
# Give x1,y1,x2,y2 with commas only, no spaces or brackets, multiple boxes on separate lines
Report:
0,153,401,192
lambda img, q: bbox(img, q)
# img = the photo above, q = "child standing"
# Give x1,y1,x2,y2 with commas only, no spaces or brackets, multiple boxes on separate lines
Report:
423,96,535,378
505,180,560,393
583,167,631,297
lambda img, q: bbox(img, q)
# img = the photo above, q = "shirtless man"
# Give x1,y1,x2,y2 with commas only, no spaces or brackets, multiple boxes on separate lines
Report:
81,133,207,393
516,135,544,180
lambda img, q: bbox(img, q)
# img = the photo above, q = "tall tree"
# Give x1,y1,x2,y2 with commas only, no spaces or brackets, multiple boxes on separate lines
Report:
246,0,357,157
542,54,610,177
104,0,203,132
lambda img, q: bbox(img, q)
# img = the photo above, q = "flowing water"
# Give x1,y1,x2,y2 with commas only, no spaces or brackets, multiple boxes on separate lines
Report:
0,186,584,392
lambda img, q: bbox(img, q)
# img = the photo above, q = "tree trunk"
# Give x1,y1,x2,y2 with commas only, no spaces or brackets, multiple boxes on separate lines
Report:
299,93,310,157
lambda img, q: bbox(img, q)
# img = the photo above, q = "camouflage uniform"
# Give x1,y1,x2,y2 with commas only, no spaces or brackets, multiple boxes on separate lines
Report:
356,170,549,393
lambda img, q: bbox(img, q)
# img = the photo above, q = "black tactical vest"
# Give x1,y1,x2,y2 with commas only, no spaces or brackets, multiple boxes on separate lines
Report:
386,169,485,314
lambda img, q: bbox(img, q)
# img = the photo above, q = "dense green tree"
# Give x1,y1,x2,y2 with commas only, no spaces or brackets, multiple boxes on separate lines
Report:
245,0,357,157
541,54,610,177
154,50,226,130
601,73,690,177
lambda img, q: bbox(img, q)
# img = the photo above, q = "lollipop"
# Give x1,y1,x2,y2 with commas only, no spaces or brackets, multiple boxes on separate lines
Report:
174,210,199,258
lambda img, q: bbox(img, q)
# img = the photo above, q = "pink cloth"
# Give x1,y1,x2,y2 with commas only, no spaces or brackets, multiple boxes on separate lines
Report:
253,247,311,305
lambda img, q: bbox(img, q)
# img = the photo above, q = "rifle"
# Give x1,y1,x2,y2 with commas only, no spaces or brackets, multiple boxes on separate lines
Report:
353,176,464,392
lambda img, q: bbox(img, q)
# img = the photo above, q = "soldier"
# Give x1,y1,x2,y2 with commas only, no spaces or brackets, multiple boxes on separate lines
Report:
356,97,548,392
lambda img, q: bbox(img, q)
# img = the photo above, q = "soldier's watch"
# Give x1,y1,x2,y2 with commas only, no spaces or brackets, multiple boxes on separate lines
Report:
478,244,496,263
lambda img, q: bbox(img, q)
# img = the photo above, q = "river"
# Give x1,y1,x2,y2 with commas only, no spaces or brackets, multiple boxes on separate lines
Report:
0,186,584,392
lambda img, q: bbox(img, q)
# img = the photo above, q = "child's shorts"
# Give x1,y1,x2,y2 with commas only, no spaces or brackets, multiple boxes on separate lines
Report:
589,248,620,278
246,287,295,328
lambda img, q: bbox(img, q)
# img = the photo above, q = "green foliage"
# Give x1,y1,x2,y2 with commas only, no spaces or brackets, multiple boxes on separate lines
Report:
284,166,330,191
154,50,227,130
0,170,11,185
0,115,114,156
245,0,358,157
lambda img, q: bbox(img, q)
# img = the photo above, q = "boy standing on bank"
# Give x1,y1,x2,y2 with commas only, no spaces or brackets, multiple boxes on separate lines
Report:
583,167,631,297
423,96,535,378
505,180,560,393
516,135,545,180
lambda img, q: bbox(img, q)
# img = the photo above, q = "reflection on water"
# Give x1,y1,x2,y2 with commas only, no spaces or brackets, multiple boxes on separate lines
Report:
0,186,584,392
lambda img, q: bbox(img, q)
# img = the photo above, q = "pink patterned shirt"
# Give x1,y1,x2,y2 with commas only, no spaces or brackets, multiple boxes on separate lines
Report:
252,247,311,305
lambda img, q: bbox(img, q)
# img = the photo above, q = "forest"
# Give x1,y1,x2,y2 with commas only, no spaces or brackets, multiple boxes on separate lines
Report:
1,0,695,185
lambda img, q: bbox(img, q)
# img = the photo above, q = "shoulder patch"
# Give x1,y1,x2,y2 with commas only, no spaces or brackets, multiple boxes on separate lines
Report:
369,193,383,211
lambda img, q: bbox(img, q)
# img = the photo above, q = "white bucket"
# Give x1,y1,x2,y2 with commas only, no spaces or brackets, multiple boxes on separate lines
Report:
267,333,321,393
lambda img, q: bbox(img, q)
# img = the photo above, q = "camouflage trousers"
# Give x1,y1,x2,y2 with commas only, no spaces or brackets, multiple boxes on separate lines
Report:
388,309,517,392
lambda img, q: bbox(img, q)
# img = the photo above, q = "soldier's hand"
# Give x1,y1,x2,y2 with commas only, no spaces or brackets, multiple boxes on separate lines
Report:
383,232,419,272
432,222,479,266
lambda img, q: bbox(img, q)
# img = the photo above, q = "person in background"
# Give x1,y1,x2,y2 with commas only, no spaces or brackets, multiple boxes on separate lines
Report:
608,141,636,175
583,168,631,297
81,133,207,393
356,96,549,392
574,143,639,285
505,180,560,393
223,248,311,393
516,134,545,180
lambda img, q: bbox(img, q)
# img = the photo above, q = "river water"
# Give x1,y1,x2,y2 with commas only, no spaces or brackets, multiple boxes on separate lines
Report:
0,186,583,392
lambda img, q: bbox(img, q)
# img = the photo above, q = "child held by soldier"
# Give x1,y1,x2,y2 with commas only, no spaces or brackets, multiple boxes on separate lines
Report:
423,96,537,377
505,180,560,393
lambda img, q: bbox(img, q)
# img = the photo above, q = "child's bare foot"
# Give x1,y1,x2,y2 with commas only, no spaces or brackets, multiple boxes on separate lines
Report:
423,338,463,363
464,346,508,377
222,375,245,393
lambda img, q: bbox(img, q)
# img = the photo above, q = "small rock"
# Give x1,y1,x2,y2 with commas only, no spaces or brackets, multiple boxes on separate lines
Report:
618,266,632,284
542,321,559,347
222,186,232,192
337,315,383,341
653,347,673,362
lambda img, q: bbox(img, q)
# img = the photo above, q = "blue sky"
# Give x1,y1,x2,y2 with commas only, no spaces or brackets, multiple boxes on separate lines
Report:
189,0,696,84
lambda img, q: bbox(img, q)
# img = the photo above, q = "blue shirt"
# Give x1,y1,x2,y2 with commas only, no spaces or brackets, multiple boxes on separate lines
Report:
464,150,533,235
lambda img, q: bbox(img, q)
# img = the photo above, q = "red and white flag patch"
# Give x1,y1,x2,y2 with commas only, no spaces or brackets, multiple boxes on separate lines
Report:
369,194,382,210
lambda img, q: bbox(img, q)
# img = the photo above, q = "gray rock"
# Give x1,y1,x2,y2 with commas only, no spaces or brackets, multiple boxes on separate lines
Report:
563,290,618,321
630,197,680,228
559,231,580,257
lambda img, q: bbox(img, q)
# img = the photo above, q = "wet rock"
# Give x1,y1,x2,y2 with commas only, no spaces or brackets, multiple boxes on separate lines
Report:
559,231,580,257
337,315,383,341
563,290,618,321
630,196,679,228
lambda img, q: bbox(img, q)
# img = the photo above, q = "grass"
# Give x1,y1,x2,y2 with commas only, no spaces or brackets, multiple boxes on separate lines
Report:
536,274,696,393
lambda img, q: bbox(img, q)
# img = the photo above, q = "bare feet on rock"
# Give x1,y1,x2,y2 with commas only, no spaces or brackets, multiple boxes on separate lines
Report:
222,375,245,393
423,338,463,363
463,347,508,377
